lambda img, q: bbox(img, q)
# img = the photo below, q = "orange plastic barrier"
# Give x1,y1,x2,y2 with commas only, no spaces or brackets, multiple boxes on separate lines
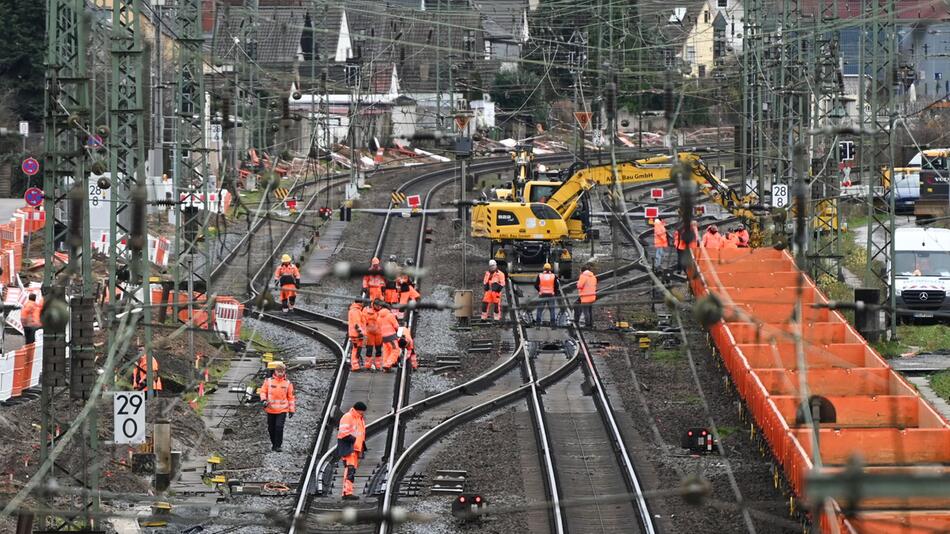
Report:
150,286,243,339
690,248,950,533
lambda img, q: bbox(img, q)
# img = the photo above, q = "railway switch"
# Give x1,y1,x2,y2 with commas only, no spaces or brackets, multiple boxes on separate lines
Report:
682,428,719,454
452,493,487,521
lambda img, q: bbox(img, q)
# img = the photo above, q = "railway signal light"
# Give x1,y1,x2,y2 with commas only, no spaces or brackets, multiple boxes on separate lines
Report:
682,427,718,454
452,493,487,521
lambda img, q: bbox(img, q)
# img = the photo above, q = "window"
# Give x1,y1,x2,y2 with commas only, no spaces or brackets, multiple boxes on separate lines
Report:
496,210,519,226
420,63,429,81
717,0,727,7
704,10,709,23
713,24,725,60
699,65,706,77
922,156,948,171
528,184,559,203
686,46,696,64
895,251,950,276
530,204,560,220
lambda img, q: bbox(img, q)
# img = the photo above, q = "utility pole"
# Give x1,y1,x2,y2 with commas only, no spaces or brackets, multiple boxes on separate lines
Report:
41,0,95,529
108,0,153,402
860,0,897,337
808,0,846,282
174,0,210,380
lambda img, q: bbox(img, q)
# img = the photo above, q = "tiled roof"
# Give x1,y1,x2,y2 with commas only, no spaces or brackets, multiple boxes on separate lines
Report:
295,5,485,93
212,6,306,65
475,0,528,41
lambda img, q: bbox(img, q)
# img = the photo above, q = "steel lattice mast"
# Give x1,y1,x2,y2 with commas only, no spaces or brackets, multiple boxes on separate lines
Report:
859,0,897,335
41,0,97,528
173,0,211,295
808,0,846,281
108,0,153,383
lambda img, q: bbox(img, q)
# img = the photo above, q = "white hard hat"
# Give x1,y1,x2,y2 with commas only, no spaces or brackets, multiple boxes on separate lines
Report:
488,259,497,267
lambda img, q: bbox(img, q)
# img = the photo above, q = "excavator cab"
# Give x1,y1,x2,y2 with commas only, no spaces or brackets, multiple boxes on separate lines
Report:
524,181,591,241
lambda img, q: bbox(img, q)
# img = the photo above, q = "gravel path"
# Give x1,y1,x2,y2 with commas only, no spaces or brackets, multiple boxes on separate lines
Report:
205,316,335,533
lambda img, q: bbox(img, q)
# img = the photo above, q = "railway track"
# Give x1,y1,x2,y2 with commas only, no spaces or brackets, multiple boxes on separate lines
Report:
222,151,665,533
208,172,350,295
502,279,657,534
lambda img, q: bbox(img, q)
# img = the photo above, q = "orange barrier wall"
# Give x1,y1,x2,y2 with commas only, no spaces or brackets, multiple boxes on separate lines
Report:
690,248,950,533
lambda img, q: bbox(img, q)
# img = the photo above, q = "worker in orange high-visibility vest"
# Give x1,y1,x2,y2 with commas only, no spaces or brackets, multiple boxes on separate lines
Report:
653,218,669,269
735,223,750,247
724,229,740,249
534,263,560,324
132,349,163,392
259,361,295,452
377,302,401,371
362,257,385,301
394,259,419,320
396,320,418,370
481,260,506,321
361,302,382,371
274,254,301,312
701,225,725,249
674,221,700,273
21,293,42,345
347,299,365,372
337,401,367,499
574,262,597,327
383,255,400,305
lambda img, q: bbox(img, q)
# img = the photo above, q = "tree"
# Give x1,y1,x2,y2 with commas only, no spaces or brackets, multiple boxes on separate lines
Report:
0,0,46,124
490,69,544,119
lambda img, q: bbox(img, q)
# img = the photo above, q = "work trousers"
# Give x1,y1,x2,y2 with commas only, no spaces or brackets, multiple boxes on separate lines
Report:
24,327,37,345
267,412,287,449
279,286,297,310
654,246,667,269
349,337,363,371
382,335,399,369
574,302,593,327
535,295,558,323
363,344,382,369
341,451,360,496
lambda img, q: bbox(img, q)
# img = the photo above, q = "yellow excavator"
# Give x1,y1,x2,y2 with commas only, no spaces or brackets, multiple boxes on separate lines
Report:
472,154,689,278
472,151,767,278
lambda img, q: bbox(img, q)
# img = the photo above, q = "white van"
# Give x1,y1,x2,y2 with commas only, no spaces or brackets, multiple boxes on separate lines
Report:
894,227,950,320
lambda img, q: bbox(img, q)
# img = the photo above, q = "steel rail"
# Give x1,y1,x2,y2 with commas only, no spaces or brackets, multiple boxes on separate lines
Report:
209,174,350,285
279,151,651,533
376,173,454,533
553,285,658,534
509,285,570,534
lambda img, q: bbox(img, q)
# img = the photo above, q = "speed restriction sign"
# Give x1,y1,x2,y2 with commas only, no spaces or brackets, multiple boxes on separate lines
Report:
114,391,146,444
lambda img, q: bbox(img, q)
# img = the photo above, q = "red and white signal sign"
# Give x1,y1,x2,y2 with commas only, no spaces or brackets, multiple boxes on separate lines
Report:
406,194,421,209
644,206,659,219
574,112,593,131
650,188,664,199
